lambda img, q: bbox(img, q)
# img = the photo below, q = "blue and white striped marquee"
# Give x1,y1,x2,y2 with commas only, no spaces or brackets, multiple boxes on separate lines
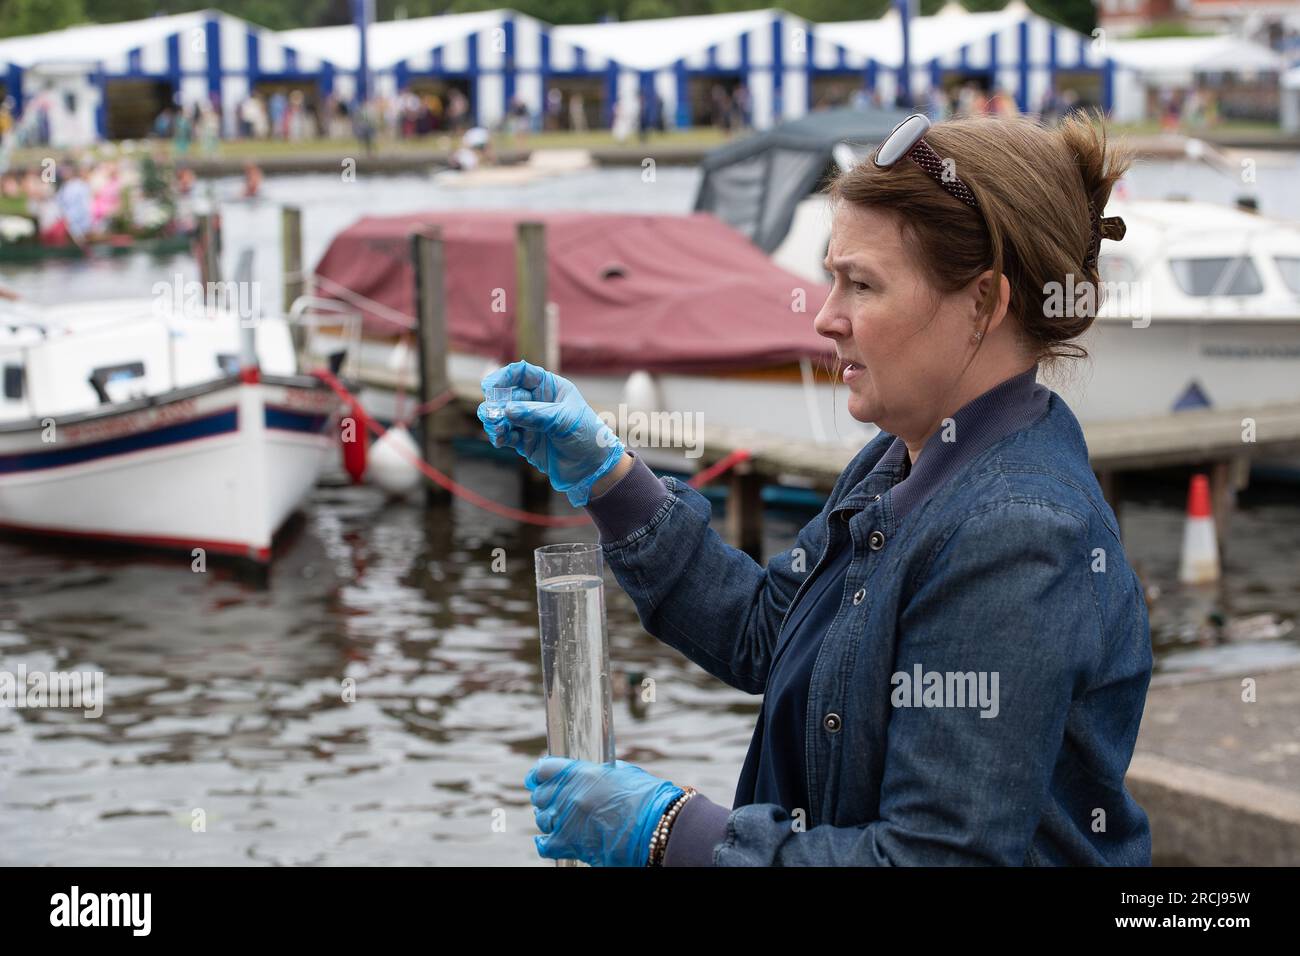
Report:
816,2,1117,115
0,5,1119,144
549,8,880,130
0,10,338,140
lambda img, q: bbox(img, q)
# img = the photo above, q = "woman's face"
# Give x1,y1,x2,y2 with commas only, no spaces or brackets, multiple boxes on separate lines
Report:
814,201,982,441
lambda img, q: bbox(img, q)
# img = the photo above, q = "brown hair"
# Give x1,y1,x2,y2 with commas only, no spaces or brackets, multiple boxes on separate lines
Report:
825,110,1133,363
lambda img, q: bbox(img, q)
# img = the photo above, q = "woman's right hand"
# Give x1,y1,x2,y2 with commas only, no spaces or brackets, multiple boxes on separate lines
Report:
477,360,626,507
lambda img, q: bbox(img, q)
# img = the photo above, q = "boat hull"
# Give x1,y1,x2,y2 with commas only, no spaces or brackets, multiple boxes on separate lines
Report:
0,374,340,562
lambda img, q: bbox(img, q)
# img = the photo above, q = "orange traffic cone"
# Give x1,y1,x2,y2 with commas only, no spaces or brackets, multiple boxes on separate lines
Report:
1178,473,1220,585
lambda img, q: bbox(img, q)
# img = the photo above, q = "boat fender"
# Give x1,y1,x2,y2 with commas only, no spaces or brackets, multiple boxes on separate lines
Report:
367,424,422,497
341,399,369,484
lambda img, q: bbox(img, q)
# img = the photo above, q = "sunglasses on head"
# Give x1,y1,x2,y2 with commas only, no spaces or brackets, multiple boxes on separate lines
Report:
872,113,981,211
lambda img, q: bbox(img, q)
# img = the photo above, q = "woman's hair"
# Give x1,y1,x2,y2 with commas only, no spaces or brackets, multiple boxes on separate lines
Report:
825,110,1132,363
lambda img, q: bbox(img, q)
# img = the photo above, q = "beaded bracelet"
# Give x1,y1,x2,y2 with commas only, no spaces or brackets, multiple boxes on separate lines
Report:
646,786,697,867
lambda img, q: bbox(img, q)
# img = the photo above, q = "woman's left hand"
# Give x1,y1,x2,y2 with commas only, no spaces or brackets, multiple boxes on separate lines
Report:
525,756,683,866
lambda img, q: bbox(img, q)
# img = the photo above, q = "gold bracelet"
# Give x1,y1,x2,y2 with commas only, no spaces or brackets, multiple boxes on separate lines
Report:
647,786,696,867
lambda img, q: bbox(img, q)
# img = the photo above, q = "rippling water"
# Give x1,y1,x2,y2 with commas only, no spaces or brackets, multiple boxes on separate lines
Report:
1,450,1295,865
1,163,1297,865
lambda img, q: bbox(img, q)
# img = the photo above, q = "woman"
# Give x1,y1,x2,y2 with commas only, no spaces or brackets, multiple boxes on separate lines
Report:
481,112,1152,867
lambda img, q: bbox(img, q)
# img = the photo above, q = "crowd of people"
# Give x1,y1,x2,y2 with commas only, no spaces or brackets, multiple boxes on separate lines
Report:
1157,87,1220,131
924,81,1095,124
0,147,198,247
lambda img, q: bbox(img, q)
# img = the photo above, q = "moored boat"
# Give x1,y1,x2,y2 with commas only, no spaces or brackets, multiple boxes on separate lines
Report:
298,209,876,475
0,296,344,563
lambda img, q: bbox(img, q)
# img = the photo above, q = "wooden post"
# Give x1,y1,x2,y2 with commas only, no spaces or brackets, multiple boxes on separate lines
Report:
411,227,453,507
516,221,548,363
726,464,764,559
281,206,305,351
516,221,552,504
1207,458,1239,561
197,212,221,302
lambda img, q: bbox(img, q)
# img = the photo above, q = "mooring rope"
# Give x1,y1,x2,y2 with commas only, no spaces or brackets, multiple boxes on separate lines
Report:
310,368,754,528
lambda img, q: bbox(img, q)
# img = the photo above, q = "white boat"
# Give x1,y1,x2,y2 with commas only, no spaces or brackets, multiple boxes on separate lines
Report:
774,195,1300,424
0,296,344,563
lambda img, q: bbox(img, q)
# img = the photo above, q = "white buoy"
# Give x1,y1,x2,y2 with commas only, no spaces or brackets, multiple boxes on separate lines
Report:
621,370,661,449
1178,473,1220,585
366,425,423,497
622,369,659,413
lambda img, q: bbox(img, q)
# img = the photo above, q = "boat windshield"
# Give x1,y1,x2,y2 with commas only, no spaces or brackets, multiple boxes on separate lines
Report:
1169,256,1264,297
1273,256,1300,296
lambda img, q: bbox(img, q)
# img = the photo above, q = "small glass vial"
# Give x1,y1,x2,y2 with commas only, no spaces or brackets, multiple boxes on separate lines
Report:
485,386,512,419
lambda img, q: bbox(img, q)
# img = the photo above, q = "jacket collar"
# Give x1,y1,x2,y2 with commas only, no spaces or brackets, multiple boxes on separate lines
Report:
832,363,1048,525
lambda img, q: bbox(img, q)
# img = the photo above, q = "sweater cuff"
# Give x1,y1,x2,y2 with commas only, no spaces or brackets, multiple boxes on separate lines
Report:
584,450,672,544
662,793,731,867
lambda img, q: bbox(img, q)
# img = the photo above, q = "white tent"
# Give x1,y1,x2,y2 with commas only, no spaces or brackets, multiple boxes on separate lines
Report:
1108,35,1285,123
814,1,1114,114
550,8,870,130
1109,35,1284,85
0,10,335,144
280,10,567,128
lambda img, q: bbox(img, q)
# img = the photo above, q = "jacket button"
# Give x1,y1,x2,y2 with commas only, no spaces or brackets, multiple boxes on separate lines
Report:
868,530,886,550
823,713,842,733
869,494,881,502
852,587,866,605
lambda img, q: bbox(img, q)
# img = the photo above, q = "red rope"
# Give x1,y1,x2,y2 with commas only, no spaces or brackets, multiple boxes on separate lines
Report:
310,368,751,526
690,448,753,486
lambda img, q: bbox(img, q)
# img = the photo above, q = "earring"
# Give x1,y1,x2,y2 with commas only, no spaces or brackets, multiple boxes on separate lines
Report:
971,330,984,343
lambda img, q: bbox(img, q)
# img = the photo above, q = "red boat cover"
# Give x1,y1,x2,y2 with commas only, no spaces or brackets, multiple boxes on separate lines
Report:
311,210,833,375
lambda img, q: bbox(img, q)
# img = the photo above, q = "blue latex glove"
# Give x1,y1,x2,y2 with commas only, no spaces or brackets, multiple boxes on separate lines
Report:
525,756,684,867
477,360,626,507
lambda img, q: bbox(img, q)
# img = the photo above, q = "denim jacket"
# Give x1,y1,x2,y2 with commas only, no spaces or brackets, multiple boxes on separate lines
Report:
586,381,1153,866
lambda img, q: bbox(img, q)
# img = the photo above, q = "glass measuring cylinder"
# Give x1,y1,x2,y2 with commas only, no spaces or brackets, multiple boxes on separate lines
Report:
534,542,616,868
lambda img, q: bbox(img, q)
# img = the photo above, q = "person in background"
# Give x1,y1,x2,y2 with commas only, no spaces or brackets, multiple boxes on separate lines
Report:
545,87,563,132
241,161,262,199
173,105,193,156
732,84,750,129
506,96,530,145
446,88,468,133
53,164,93,244
197,101,221,156
269,90,287,139
710,83,730,130
990,87,1019,117
568,92,587,132
612,91,638,143
926,85,951,122
0,98,15,174
449,126,493,170
88,160,122,232
152,105,174,140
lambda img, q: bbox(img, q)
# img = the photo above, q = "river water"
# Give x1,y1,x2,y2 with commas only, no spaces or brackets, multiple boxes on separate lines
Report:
1,160,1297,865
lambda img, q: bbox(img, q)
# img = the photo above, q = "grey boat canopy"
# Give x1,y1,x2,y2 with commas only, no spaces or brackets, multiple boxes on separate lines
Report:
693,106,912,254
